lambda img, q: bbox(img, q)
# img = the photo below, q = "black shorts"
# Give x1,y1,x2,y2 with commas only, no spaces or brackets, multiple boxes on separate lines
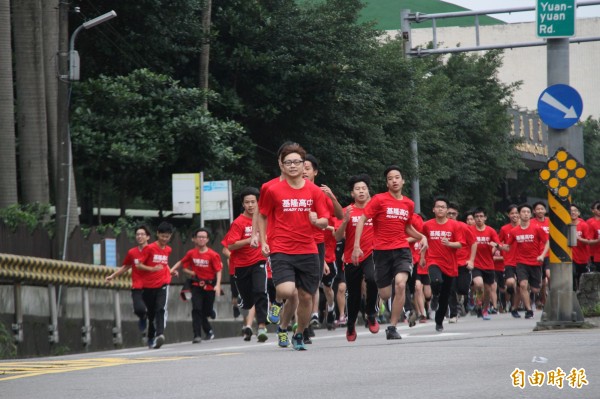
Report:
415,272,430,285
317,242,326,281
573,262,589,278
234,261,268,310
322,261,338,287
472,268,495,285
270,252,320,294
456,266,472,296
504,265,517,280
373,248,413,289
516,264,543,289
494,270,505,288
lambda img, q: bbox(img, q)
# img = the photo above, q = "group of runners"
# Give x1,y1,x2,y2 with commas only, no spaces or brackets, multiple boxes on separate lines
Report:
106,141,600,350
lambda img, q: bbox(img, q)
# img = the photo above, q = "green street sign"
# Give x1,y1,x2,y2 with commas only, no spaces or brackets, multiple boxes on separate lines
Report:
536,0,576,38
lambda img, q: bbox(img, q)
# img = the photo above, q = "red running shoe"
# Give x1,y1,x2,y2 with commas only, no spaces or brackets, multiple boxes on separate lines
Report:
367,315,380,334
346,325,357,342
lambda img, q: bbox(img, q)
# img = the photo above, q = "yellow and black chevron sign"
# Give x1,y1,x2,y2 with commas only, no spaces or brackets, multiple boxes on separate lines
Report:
548,192,572,263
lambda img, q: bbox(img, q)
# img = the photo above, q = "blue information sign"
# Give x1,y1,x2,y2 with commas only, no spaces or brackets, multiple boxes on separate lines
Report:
537,84,583,129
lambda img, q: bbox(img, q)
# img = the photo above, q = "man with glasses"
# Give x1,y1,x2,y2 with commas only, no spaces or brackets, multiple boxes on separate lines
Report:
171,228,222,343
258,143,330,350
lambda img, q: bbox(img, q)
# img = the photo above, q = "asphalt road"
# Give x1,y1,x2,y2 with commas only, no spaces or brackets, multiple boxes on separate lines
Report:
1,312,598,399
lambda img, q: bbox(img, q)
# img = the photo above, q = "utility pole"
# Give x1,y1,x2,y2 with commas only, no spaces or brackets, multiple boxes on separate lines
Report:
200,0,212,110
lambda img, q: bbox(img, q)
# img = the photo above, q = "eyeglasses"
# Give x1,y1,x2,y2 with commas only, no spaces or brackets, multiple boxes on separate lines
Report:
282,159,304,166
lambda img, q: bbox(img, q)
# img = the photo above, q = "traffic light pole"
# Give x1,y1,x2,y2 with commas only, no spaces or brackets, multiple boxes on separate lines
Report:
536,38,585,329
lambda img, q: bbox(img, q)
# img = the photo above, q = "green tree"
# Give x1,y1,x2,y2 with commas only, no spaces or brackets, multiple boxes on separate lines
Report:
575,118,600,212
70,69,257,219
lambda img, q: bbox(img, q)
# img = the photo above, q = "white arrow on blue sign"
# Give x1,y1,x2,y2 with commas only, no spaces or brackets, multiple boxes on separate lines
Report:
537,84,583,129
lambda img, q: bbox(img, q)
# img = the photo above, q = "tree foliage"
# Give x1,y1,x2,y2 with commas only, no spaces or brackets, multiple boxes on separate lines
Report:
71,69,257,215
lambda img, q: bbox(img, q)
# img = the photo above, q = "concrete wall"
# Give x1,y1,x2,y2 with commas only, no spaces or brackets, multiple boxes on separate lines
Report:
0,283,244,358
387,18,600,119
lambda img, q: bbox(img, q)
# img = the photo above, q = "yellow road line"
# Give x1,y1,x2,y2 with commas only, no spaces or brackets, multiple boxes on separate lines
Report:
0,357,189,382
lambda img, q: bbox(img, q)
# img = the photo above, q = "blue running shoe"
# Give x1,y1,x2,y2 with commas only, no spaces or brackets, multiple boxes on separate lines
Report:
268,302,283,324
292,332,306,351
147,337,155,349
277,327,289,348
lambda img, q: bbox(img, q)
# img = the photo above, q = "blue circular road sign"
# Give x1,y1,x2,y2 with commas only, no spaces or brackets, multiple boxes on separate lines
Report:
537,84,583,130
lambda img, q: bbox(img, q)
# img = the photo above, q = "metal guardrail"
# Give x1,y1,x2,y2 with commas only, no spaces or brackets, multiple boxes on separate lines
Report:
0,253,131,289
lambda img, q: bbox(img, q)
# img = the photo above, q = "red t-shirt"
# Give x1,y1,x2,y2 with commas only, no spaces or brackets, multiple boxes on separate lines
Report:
181,247,223,289
572,220,593,264
343,204,374,263
139,242,172,288
324,217,338,263
499,223,518,267
226,214,266,268
409,213,424,267
532,218,550,259
313,196,335,244
586,217,600,261
259,179,330,255
422,218,464,277
258,177,283,244
363,192,414,250
493,248,505,272
507,223,548,266
122,246,146,289
456,222,476,267
470,225,501,270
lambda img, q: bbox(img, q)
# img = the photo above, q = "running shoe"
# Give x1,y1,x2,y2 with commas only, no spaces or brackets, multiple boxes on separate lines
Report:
147,337,155,349
292,333,306,351
310,314,320,328
242,326,253,341
525,310,534,319
435,324,444,332
367,315,380,334
326,310,336,330
277,327,289,348
336,315,348,328
476,307,483,318
430,295,439,311
385,325,402,340
482,309,491,321
511,310,521,318
448,316,458,324
154,334,165,349
488,307,498,315
257,328,268,343
233,305,241,319
267,302,283,324
308,324,315,337
303,328,312,344
408,311,417,328
419,315,428,323
192,336,202,344
205,330,215,340
346,325,357,342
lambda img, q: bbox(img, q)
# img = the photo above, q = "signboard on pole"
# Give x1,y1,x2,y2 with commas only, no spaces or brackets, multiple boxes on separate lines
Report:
202,180,233,222
537,84,583,130
536,0,576,38
172,173,201,214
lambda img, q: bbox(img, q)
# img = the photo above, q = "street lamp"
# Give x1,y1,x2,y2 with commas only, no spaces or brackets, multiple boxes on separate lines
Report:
69,11,117,81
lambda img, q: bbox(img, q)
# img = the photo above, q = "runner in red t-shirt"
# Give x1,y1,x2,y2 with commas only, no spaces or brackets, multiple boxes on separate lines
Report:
586,201,600,272
258,143,330,351
570,204,599,290
303,154,343,342
351,166,427,340
506,204,549,319
136,222,173,349
470,208,502,320
172,227,222,343
409,213,429,324
334,174,379,341
106,225,151,340
226,187,269,343
420,197,465,332
498,204,521,318
532,201,551,308
446,203,477,323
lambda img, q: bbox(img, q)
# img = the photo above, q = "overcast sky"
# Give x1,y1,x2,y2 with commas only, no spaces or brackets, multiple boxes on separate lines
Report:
445,0,600,23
